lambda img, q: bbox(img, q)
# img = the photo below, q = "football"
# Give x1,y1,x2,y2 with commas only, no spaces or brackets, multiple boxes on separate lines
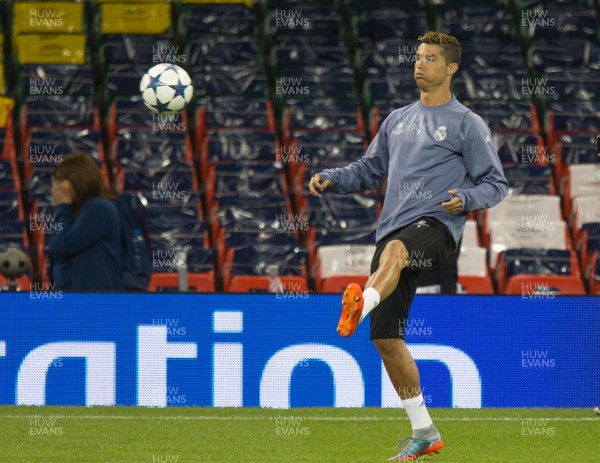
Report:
139,64,193,113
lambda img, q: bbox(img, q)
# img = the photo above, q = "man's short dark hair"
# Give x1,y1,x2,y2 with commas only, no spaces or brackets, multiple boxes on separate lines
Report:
418,31,461,67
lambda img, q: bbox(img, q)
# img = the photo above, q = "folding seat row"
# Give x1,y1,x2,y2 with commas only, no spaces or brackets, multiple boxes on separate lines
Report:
517,0,598,44
497,248,585,295
211,194,308,293
139,191,214,292
306,194,379,293
107,125,211,291
457,220,495,294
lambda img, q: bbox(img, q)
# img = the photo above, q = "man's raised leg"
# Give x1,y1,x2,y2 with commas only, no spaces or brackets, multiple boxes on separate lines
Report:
337,240,409,337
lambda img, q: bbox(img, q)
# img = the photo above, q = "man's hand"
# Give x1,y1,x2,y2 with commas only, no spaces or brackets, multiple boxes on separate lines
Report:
308,174,332,198
442,189,463,215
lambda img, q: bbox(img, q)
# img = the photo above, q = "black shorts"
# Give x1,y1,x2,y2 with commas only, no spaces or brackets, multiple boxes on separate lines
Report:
369,216,455,340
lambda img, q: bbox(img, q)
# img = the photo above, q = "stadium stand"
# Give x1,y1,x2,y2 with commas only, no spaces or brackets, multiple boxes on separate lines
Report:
1,0,598,294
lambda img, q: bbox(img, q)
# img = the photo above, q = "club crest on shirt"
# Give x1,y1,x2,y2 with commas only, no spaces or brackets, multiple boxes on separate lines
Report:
433,126,447,141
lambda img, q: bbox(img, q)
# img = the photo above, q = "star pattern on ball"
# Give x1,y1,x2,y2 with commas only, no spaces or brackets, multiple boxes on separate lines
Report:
172,82,188,99
153,94,173,113
148,74,163,88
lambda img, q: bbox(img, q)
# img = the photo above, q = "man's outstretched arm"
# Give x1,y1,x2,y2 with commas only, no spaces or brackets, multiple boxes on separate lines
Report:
309,120,391,196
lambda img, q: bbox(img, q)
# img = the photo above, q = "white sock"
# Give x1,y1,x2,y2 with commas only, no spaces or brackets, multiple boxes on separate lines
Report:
402,393,433,431
358,287,380,324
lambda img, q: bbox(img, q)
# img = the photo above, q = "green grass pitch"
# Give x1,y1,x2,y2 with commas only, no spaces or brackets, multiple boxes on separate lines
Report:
1,406,597,462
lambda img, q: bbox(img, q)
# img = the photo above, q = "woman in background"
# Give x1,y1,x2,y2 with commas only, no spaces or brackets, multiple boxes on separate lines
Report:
48,152,123,290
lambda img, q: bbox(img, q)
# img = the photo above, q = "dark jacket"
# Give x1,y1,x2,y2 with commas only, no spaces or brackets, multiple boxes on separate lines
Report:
49,197,124,291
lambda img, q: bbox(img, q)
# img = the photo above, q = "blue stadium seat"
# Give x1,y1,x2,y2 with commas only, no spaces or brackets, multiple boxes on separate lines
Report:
544,69,600,102
104,63,147,97
553,133,600,183
213,194,295,245
108,97,151,130
441,7,513,38
27,170,54,205
117,160,197,195
290,131,365,168
504,249,573,277
494,132,546,165
0,192,24,221
354,6,427,39
148,223,209,249
283,99,364,137
453,68,528,101
521,5,597,39
267,6,342,38
141,192,204,224
497,248,585,295
359,37,418,70
214,194,292,232
277,66,356,100
20,96,100,138
150,244,213,271
149,236,215,292
186,39,260,67
192,65,268,97
195,97,275,141
224,244,309,293
200,130,278,180
201,130,276,167
464,101,537,132
0,159,21,193
207,162,287,211
180,4,255,39
503,165,555,195
228,245,308,277
459,37,523,69
314,224,376,250
528,38,593,70
546,102,600,146
0,220,26,241
366,68,420,103
27,128,103,157
19,65,95,98
107,96,190,144
213,193,296,266
288,132,366,198
300,193,378,230
101,35,177,65
113,129,192,166
213,190,290,225
275,37,350,68
300,193,378,277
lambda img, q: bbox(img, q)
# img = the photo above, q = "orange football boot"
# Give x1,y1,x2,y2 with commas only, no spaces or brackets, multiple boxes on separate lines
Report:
337,283,364,337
